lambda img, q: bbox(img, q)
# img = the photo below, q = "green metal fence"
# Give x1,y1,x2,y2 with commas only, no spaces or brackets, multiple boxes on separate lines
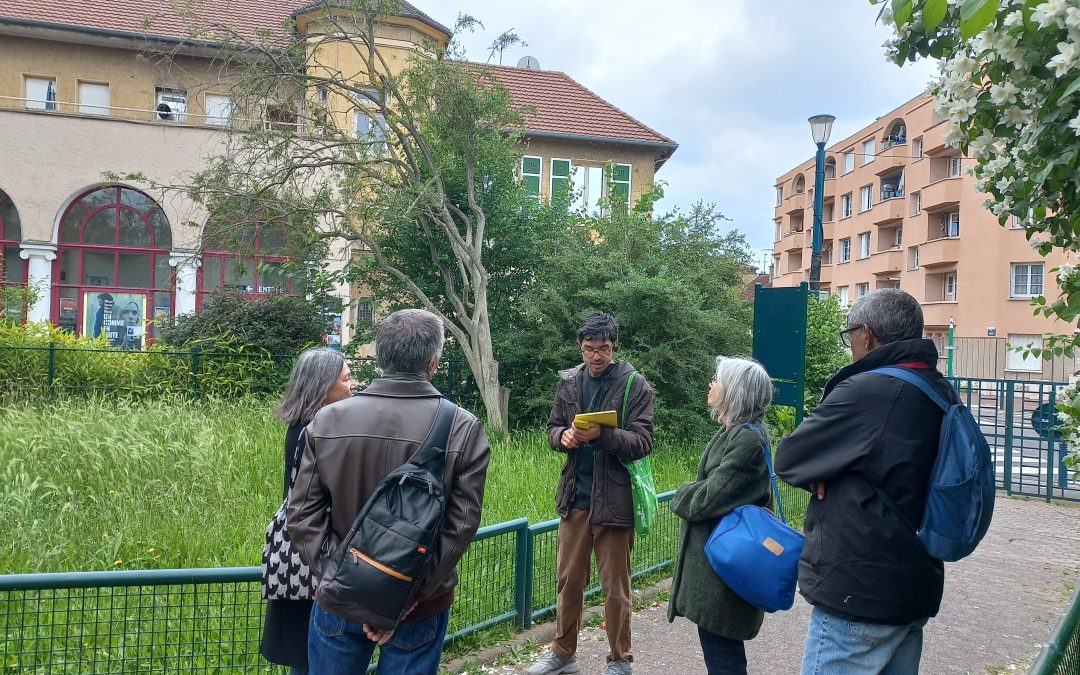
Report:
0,493,686,673
950,377,1078,502
1030,584,1080,675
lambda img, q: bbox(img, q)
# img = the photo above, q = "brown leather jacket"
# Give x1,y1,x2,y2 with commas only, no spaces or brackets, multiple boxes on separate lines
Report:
547,360,654,527
287,377,491,620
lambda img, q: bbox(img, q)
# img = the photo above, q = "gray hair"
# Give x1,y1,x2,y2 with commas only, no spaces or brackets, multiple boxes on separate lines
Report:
277,347,347,425
710,356,774,429
375,309,445,376
847,289,923,344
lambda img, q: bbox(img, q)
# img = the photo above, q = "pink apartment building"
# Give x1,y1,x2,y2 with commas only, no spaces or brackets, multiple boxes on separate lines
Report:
770,93,1076,378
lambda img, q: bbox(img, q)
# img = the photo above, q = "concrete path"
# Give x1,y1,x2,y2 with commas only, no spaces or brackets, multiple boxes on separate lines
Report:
482,496,1080,674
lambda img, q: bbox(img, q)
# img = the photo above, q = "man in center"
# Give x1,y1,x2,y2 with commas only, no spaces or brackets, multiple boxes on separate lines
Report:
527,312,655,675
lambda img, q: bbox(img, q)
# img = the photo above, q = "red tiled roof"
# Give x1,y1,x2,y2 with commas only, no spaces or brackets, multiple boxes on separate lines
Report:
476,63,676,151
0,0,447,43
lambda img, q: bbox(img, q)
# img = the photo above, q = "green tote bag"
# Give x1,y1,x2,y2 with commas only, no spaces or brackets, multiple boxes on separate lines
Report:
620,371,657,536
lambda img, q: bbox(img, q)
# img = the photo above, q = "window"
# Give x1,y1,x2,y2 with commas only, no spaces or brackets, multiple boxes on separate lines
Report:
78,81,109,116
862,139,875,164
910,191,922,216
551,159,571,199
520,156,542,198
859,185,873,212
824,202,834,222
947,156,963,177
841,192,853,218
1011,209,1033,229
837,285,850,308
858,232,871,259
825,157,836,178
355,111,387,154
318,85,329,103
908,245,920,270
154,87,187,122
895,227,903,248
24,76,57,110
204,94,233,126
772,255,780,278
1,190,27,309
940,211,960,238
774,220,782,242
55,185,174,340
571,164,605,215
354,298,376,326
775,185,784,206
1006,334,1043,371
839,237,852,263
610,163,632,210
912,136,923,159
793,175,805,194
943,272,957,301
1011,262,1044,297
843,150,855,174
199,210,304,305
856,282,869,298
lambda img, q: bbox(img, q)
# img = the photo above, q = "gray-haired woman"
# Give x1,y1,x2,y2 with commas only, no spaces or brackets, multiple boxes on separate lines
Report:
261,347,357,675
667,356,774,675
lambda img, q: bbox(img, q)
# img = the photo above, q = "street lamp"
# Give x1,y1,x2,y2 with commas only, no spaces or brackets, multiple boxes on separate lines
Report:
808,114,835,296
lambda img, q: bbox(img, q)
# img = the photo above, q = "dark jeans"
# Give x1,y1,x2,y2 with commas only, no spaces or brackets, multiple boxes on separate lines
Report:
308,601,449,675
698,625,747,675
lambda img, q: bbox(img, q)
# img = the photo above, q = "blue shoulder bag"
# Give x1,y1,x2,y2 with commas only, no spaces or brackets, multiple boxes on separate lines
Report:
704,422,804,613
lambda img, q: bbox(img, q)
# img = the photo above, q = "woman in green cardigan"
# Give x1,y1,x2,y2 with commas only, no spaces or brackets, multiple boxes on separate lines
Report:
667,356,774,675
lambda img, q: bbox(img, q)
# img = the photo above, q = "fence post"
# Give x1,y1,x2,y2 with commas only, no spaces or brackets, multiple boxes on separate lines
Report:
513,522,531,630
1047,388,1056,503
1004,380,1014,496
46,341,56,400
190,347,201,400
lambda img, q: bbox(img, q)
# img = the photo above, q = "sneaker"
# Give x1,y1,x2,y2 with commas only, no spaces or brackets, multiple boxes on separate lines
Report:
524,651,581,675
603,659,633,675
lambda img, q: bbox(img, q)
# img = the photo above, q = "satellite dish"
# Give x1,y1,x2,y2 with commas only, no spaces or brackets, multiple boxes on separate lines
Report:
517,55,540,70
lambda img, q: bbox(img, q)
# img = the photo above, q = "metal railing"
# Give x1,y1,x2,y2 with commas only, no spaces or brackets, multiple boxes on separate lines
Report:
1030,585,1080,674
0,493,692,673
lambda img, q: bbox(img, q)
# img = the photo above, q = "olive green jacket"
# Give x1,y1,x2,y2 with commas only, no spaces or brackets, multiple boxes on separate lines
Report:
667,424,772,640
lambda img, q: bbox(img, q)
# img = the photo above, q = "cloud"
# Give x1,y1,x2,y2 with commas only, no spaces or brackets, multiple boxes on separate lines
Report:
449,1,939,252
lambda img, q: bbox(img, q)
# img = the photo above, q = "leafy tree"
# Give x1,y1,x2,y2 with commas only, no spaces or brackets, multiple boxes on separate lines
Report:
804,294,851,412
164,2,533,434
872,0,1078,468
499,191,755,441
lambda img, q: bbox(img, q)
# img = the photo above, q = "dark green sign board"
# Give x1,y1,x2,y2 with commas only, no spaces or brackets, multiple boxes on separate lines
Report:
752,282,808,424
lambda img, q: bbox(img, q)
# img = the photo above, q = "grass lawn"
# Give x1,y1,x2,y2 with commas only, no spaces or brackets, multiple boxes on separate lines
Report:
0,398,707,574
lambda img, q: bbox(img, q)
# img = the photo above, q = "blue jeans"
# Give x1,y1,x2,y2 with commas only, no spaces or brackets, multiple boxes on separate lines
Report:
697,626,746,675
800,606,927,675
308,601,449,675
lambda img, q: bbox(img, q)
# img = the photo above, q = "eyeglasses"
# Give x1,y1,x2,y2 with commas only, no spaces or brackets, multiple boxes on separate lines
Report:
839,326,863,348
580,345,614,357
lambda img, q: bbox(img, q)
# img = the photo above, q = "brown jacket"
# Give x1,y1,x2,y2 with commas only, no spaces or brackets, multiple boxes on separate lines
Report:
287,377,491,620
547,360,654,527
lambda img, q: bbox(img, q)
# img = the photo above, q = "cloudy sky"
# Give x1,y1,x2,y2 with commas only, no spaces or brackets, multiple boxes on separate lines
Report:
438,1,939,268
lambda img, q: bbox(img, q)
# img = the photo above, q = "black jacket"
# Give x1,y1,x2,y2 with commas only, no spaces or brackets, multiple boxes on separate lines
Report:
774,339,947,625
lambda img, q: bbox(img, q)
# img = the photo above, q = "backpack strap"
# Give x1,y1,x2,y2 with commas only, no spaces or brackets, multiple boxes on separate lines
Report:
869,366,952,411
620,371,638,430
743,422,787,525
406,398,458,478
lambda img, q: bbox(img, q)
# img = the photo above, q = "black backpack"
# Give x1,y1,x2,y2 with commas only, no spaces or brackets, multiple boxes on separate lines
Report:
314,398,456,630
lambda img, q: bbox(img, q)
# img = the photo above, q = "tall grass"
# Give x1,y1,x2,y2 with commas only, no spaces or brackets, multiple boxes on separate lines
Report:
0,399,708,574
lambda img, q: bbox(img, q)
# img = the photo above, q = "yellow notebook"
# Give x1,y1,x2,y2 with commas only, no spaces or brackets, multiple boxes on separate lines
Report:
573,410,618,429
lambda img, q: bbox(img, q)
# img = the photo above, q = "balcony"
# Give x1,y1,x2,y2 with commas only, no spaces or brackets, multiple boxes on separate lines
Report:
919,236,961,268
802,221,835,248
874,153,906,176
782,231,803,252
923,121,952,156
872,198,906,226
786,199,805,216
922,301,958,327
868,249,903,276
817,264,833,285
921,177,962,212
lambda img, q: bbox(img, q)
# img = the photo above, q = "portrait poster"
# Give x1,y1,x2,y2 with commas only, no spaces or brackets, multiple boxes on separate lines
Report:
83,291,147,350
154,306,170,324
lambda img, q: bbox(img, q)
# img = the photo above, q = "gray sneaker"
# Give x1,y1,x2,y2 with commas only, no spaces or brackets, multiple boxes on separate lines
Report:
524,651,580,675
603,659,633,675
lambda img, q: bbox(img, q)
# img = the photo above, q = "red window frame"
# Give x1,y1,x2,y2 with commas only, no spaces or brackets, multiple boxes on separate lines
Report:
196,218,302,308
53,185,174,340
0,190,27,285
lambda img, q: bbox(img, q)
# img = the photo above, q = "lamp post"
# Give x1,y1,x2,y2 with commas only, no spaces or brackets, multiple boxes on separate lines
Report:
808,114,835,296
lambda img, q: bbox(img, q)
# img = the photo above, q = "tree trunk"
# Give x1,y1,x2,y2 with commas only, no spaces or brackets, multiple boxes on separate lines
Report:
461,320,508,437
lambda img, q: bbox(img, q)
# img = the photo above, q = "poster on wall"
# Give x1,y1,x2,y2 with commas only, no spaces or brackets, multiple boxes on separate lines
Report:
83,292,147,350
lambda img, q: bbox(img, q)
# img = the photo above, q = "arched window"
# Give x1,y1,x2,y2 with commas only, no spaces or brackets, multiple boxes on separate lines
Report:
883,118,907,149
825,156,837,179
197,216,304,306
1,189,27,320
793,174,805,194
54,185,174,346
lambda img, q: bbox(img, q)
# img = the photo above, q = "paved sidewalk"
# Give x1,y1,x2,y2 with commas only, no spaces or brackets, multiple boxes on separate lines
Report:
492,496,1080,674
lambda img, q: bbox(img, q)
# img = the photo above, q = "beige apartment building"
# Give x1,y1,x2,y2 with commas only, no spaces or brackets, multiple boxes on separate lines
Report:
770,94,1075,378
0,0,674,346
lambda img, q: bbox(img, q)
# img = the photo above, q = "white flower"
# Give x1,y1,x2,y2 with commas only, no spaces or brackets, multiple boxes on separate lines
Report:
950,97,978,122
1034,0,1069,29
1058,263,1077,283
1002,105,1032,128
1030,235,1045,251
1067,7,1080,29
1048,41,1078,77
1004,10,1025,27
989,81,1020,105
1069,112,1080,136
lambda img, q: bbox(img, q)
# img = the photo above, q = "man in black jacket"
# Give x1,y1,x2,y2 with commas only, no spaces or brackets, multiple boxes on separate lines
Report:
775,289,948,674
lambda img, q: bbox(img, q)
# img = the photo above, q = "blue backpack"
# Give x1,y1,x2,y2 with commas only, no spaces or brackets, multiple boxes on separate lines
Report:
870,367,996,562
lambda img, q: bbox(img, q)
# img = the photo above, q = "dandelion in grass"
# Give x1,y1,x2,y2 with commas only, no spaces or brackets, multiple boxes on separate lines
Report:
113,558,122,566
